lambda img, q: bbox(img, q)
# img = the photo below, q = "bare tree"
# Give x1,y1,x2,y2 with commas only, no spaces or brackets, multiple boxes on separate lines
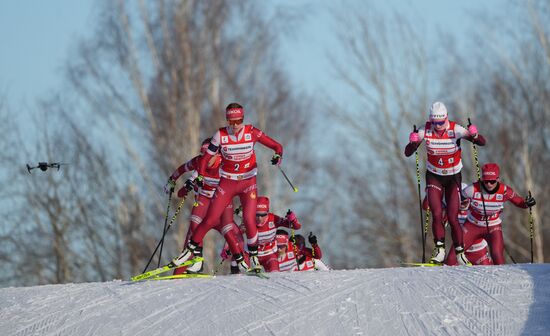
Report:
318,5,436,268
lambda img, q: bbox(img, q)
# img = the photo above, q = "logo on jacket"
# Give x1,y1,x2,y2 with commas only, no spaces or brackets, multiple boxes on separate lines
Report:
245,133,252,141
221,136,229,143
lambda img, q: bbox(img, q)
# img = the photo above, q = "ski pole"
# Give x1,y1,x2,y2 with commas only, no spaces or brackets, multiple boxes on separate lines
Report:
278,166,299,193
424,209,430,249
142,196,187,273
528,190,534,263
468,118,481,180
413,125,426,263
158,191,173,268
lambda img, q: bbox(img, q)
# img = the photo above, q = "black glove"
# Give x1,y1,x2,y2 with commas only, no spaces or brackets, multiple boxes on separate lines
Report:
308,232,317,245
194,175,204,188
525,195,536,207
184,179,194,191
271,154,282,166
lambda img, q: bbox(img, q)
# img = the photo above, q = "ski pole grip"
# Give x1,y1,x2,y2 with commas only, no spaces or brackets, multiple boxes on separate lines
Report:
468,118,472,127
413,124,417,132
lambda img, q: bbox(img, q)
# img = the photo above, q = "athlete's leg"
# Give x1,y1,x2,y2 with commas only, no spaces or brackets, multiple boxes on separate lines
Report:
190,178,236,243
445,173,463,248
426,172,445,243
487,225,505,265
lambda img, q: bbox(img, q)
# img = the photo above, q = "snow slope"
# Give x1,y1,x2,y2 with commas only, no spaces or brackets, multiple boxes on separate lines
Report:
1,264,549,336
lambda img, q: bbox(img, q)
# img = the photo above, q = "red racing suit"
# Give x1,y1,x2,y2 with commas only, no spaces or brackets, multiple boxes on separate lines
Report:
446,182,528,265
190,125,283,253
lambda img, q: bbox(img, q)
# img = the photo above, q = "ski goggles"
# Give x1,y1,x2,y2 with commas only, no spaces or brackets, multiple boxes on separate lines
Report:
431,120,446,126
483,180,498,184
256,213,268,218
227,119,244,126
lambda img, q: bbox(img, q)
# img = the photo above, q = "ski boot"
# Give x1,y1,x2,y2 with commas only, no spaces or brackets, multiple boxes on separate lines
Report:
248,245,262,271
234,253,250,273
170,240,199,267
455,246,472,266
430,241,445,265
185,246,204,273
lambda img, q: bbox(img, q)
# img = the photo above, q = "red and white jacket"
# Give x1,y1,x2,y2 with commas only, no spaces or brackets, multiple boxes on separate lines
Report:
170,155,220,198
418,121,469,176
199,125,283,180
278,242,298,272
462,182,528,227
257,214,301,257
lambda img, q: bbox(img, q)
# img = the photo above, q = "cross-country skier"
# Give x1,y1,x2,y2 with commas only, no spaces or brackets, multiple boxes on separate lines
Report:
253,196,301,272
164,138,246,274
276,230,299,272
294,233,329,271
170,103,284,272
446,163,536,265
405,101,486,265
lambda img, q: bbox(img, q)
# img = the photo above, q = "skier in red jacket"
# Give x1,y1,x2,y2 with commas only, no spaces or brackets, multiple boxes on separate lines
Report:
254,196,301,272
405,101,486,265
170,103,283,272
446,163,536,265
164,138,245,274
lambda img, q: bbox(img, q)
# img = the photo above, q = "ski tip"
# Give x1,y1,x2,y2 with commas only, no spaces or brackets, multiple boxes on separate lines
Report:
401,262,443,267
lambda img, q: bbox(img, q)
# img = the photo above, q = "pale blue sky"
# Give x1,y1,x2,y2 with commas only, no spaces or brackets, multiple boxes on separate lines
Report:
0,0,502,105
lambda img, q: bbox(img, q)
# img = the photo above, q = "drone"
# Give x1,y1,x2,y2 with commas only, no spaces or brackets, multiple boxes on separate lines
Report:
26,162,68,174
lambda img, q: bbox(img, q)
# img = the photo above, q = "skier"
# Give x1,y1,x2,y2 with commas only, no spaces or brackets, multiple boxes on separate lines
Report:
294,233,329,271
164,138,246,274
170,103,284,272
405,101,486,265
276,230,299,272
446,163,536,265
254,196,301,272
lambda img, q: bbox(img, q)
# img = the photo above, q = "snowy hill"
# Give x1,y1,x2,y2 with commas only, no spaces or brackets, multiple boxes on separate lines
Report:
1,265,549,336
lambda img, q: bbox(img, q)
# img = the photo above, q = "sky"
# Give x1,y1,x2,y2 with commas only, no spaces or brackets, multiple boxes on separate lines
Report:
0,0,503,107
1,264,549,335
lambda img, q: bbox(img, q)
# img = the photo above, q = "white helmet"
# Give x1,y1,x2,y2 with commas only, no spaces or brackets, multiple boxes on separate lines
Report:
429,102,448,121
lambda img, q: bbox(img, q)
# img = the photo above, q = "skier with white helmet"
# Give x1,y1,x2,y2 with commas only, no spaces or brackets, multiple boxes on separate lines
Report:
405,101,486,265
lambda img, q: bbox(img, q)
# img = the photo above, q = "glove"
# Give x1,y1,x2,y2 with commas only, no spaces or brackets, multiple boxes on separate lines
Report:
177,179,195,198
468,124,478,138
163,177,176,194
308,232,317,245
194,175,204,188
409,131,420,143
271,154,282,166
525,195,536,207
286,210,297,222
220,248,231,260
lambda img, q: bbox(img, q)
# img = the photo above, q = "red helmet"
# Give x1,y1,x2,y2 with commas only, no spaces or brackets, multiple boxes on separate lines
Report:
225,103,244,120
256,196,269,214
276,233,289,246
481,163,500,181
